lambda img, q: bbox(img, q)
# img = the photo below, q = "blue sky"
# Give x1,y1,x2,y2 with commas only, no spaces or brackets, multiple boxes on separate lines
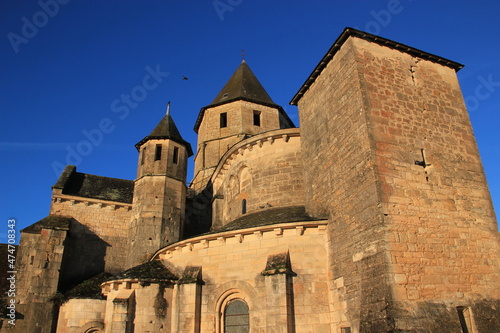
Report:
1,0,499,242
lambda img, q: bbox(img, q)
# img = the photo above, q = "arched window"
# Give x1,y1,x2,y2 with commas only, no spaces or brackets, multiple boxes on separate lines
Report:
224,299,249,332
81,321,104,333
239,167,251,193
229,176,238,198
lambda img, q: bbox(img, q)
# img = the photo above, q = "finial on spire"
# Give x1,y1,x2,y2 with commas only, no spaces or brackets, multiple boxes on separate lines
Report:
241,49,246,63
166,101,171,116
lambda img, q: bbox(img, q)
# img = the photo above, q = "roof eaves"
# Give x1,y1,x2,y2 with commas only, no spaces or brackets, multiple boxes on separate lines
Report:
134,136,194,156
290,27,464,106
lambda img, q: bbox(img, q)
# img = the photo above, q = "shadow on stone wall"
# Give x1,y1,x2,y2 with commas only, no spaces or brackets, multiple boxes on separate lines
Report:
184,182,213,239
58,219,110,293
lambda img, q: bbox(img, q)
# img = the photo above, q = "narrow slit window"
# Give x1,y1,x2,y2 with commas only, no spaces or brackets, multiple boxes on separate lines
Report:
155,144,162,161
173,146,179,164
220,112,228,128
242,199,247,214
141,147,146,165
253,110,261,126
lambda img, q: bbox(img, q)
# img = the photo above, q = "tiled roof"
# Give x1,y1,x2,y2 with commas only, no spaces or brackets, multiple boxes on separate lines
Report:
210,60,277,106
135,106,193,156
64,272,113,300
194,60,294,133
108,260,178,281
21,215,72,234
217,206,320,232
53,165,134,204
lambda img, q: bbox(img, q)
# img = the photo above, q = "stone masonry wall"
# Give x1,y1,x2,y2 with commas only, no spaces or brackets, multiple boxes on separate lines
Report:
297,37,392,332
56,299,106,333
136,139,189,182
156,221,330,332
101,283,174,333
211,129,304,229
297,35,500,332
353,37,500,331
128,176,186,267
192,101,282,191
130,136,189,268
50,195,132,274
13,228,68,333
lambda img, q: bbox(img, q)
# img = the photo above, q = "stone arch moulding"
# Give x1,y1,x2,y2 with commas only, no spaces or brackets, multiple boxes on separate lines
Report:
81,320,104,333
215,288,252,333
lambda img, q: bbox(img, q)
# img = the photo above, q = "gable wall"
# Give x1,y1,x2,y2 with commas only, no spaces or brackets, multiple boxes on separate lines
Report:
50,194,132,274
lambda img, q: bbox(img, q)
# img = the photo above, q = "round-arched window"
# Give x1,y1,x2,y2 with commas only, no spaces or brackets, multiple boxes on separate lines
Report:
224,299,249,332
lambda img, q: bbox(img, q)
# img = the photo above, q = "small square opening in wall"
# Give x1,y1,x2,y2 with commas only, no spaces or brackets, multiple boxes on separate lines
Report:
340,328,351,333
253,110,261,126
220,112,228,128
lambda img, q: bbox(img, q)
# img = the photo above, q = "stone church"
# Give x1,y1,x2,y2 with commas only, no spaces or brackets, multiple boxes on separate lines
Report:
5,28,500,332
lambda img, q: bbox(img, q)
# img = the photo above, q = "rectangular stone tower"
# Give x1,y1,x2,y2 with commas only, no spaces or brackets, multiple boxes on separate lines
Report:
291,28,500,332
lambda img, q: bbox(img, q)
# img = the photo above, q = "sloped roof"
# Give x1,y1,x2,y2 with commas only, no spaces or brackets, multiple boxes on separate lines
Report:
21,215,72,234
217,206,320,232
63,272,113,300
290,27,464,105
135,107,193,156
53,165,134,203
108,260,178,281
210,60,277,106
194,60,293,133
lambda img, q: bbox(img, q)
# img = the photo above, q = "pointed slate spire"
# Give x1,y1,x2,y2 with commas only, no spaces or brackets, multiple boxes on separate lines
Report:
136,103,193,156
208,59,277,106
194,60,288,133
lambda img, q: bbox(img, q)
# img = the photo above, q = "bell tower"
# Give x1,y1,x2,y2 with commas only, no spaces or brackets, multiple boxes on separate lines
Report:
190,60,295,192
128,103,193,267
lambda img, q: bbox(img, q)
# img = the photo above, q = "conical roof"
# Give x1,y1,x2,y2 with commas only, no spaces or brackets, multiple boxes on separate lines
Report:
209,60,277,106
194,60,288,133
136,105,193,156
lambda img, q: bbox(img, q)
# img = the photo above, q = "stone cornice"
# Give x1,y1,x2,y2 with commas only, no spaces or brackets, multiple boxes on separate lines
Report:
150,219,327,261
52,193,132,210
100,278,176,296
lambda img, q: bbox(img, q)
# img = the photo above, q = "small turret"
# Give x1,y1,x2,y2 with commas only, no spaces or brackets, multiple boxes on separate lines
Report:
128,103,193,267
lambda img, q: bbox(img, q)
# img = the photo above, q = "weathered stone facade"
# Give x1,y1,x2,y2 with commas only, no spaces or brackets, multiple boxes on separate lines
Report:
291,29,500,332
3,28,499,333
